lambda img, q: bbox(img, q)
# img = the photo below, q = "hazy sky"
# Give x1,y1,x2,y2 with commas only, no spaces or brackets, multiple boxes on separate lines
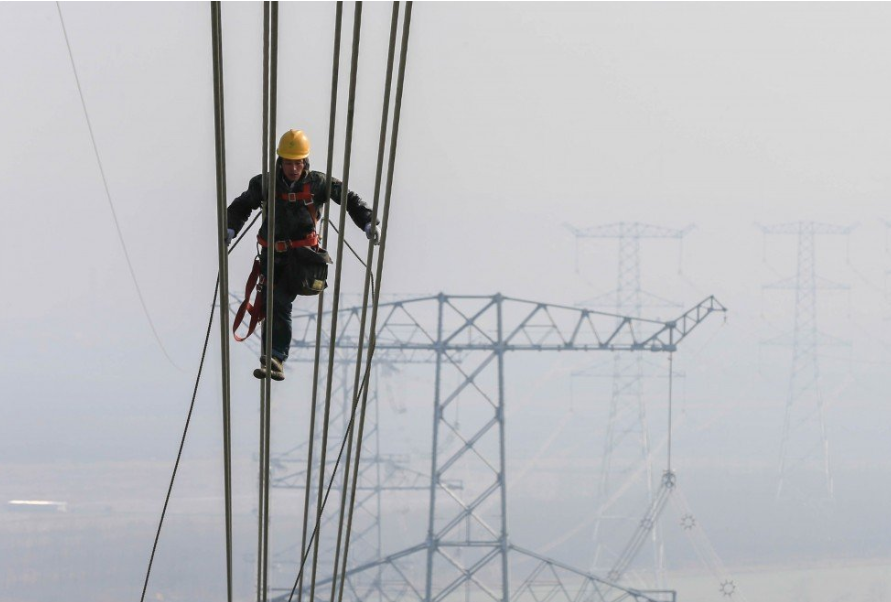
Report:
3,3,891,602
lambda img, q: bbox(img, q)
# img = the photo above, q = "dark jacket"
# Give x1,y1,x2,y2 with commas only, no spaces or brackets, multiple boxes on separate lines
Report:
227,162,373,243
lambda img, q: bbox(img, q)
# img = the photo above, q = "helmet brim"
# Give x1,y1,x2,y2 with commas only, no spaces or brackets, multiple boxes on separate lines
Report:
278,151,310,160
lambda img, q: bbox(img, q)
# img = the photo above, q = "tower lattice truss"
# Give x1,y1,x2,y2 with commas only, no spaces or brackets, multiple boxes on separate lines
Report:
230,293,724,602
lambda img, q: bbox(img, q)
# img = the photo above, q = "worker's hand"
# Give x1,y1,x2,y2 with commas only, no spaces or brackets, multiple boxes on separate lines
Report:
225,228,235,246
364,222,381,246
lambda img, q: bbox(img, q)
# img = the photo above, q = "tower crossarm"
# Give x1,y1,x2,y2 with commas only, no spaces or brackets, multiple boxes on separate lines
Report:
564,221,694,239
757,221,856,236
636,295,727,352
281,293,726,358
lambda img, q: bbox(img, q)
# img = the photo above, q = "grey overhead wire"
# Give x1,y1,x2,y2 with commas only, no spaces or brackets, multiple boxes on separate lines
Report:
284,4,413,596
309,1,363,600
336,5,412,599
210,3,235,602
257,3,271,600
299,6,414,601
135,3,409,602
265,5,280,601
259,4,280,602
325,6,365,601
334,4,402,601
55,2,179,371
299,4,343,602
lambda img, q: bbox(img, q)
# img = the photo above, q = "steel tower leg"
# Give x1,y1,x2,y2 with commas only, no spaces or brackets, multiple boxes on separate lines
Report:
423,294,512,602
496,295,510,602
424,294,445,602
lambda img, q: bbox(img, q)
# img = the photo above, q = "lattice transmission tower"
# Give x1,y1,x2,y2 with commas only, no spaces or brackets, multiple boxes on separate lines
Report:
759,221,854,502
268,292,724,602
566,222,692,587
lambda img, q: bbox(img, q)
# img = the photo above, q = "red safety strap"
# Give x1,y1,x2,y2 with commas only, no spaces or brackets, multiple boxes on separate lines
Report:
232,258,265,342
257,231,319,251
280,183,318,226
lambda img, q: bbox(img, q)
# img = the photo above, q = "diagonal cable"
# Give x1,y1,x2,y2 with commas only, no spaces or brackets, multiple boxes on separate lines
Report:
56,2,179,370
139,215,259,602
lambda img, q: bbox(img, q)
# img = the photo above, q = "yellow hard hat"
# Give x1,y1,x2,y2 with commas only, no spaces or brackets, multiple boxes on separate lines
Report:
277,129,311,160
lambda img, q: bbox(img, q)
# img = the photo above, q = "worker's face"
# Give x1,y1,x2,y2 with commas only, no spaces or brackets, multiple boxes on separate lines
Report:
282,158,305,182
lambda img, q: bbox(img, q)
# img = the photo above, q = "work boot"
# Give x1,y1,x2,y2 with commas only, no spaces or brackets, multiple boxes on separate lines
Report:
253,355,285,381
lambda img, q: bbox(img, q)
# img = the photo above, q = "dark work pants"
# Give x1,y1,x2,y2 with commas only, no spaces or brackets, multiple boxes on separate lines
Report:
261,285,298,362
259,250,300,362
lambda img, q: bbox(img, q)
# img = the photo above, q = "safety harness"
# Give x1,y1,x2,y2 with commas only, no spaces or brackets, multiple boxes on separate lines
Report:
232,182,319,342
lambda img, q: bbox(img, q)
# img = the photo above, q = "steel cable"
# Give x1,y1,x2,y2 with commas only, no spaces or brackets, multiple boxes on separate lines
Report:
210,3,235,602
139,215,260,602
322,6,365,600
140,4,401,601
327,5,370,597
333,4,402,601
56,2,179,370
309,3,363,601
335,6,412,600
259,4,280,601
298,4,343,601
282,4,412,601
257,3,272,600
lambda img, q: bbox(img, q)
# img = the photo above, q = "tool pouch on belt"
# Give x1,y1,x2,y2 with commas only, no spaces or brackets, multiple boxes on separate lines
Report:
282,246,333,297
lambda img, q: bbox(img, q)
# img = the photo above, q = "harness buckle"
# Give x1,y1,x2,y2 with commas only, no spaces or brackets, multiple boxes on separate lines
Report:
274,240,290,252
286,192,298,202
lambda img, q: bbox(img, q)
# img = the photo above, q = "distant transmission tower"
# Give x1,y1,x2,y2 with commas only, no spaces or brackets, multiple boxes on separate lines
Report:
759,221,854,502
566,222,692,587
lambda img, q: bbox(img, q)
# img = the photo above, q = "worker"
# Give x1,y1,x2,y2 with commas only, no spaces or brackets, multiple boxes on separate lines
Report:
227,129,380,381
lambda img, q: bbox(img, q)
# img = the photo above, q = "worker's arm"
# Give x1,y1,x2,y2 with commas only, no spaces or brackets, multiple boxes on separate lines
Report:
318,173,373,230
226,174,264,236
